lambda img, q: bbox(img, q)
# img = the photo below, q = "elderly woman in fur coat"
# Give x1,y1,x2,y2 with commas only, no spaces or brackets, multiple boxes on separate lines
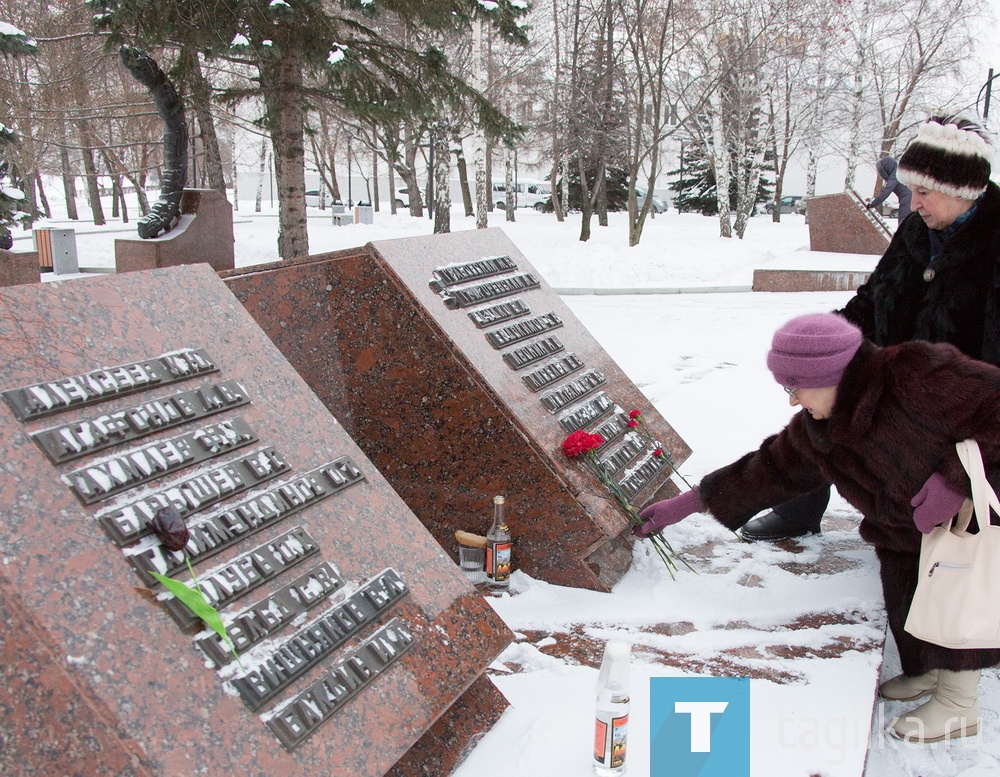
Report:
744,115,1000,543
635,313,1000,743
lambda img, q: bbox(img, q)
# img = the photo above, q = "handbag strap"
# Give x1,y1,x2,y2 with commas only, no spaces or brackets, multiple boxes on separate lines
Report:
955,439,1000,529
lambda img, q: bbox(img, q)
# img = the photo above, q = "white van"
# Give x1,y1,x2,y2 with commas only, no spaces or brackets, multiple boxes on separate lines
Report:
492,179,550,210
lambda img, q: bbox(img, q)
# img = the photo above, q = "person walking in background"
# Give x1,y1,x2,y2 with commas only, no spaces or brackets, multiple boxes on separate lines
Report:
634,313,1000,743
741,114,1000,542
866,155,912,221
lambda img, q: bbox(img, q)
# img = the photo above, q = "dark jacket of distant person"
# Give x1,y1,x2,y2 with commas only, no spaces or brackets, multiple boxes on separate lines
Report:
699,338,1000,676
868,156,912,220
840,181,1000,366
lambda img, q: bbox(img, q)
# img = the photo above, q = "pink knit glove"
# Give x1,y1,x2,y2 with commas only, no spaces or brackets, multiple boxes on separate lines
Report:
633,488,704,538
910,473,966,534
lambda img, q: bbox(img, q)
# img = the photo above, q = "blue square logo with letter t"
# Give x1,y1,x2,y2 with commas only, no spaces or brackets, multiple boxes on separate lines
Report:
650,677,750,776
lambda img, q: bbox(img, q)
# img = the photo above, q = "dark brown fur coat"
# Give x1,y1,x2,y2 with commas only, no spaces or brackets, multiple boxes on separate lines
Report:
700,339,1000,674
840,181,1000,365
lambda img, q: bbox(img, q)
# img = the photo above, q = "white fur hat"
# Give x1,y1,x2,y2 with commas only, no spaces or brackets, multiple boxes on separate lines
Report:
897,116,994,200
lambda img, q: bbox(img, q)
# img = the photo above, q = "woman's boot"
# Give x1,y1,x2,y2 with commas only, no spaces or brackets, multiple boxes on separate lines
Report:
879,670,937,701
888,669,980,742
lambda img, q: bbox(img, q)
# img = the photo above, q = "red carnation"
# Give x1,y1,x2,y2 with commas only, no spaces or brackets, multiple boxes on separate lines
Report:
627,420,638,428
562,429,604,458
629,409,642,419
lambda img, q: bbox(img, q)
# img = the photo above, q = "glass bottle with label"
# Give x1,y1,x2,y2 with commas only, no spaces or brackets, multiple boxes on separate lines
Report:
593,640,630,775
485,495,512,588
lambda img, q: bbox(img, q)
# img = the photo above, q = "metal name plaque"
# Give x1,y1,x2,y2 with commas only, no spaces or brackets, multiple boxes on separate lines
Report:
539,369,606,413
442,273,540,309
593,412,629,449
264,617,415,751
502,335,565,370
1,347,217,422
128,458,365,586
522,354,585,393
559,393,615,432
197,562,345,668
484,312,563,350
467,299,530,329
619,453,669,500
162,526,320,631
97,447,290,547
598,436,645,477
32,379,250,465
232,569,409,711
66,417,257,505
429,255,518,291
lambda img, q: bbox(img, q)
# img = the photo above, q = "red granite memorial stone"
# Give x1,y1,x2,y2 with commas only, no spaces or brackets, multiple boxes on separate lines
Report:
223,228,691,592
115,189,236,274
807,192,892,255
0,246,39,286
0,265,512,776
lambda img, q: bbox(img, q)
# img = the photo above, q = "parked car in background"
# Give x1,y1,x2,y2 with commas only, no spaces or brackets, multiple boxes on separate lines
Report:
492,179,551,210
305,189,338,208
394,187,411,209
636,188,668,214
765,195,806,215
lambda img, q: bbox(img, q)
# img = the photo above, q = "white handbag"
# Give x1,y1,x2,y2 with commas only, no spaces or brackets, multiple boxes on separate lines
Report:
904,439,1000,649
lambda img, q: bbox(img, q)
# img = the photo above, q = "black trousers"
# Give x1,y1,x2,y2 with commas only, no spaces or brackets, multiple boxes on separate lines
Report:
772,483,832,520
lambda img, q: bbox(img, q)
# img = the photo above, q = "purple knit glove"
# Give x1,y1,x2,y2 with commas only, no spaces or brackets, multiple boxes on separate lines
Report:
910,472,966,534
633,488,704,538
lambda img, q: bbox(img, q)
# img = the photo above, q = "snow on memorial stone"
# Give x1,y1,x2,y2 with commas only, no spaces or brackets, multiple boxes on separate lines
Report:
0,265,511,776
223,228,692,592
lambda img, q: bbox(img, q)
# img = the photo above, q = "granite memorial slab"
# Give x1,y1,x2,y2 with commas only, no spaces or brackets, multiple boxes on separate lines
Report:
223,228,691,592
0,246,39,286
807,192,892,255
0,264,512,776
115,189,236,274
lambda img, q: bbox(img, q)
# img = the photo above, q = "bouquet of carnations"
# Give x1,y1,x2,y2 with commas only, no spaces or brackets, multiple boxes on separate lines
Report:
561,412,692,577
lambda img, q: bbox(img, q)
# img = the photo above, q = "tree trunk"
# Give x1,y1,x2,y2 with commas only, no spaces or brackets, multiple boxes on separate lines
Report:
433,129,451,234
127,171,150,215
398,125,424,217
550,0,564,223
57,116,78,220
261,53,308,260
255,141,267,213
711,99,731,239
472,19,489,229
80,141,106,226
454,131,474,217
372,147,380,211
389,164,398,214
35,171,50,219
578,155,594,242
233,159,239,211
560,158,569,217
503,147,515,222
844,0,872,191
182,48,227,195
485,142,494,212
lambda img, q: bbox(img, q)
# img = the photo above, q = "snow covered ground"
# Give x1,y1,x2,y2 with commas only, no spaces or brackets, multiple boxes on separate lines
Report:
11,202,1000,776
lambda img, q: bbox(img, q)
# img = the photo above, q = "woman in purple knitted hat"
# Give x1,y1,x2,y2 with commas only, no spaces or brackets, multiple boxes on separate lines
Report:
634,312,1000,743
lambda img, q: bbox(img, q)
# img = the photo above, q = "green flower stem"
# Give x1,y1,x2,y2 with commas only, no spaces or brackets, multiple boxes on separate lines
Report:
632,415,694,490
584,451,694,579
151,557,244,671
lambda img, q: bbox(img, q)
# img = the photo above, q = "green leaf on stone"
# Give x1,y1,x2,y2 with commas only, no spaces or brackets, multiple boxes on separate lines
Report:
150,570,231,647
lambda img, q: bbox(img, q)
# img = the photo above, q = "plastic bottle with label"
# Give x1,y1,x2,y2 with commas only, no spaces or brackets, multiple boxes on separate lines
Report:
485,495,512,588
593,639,630,775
